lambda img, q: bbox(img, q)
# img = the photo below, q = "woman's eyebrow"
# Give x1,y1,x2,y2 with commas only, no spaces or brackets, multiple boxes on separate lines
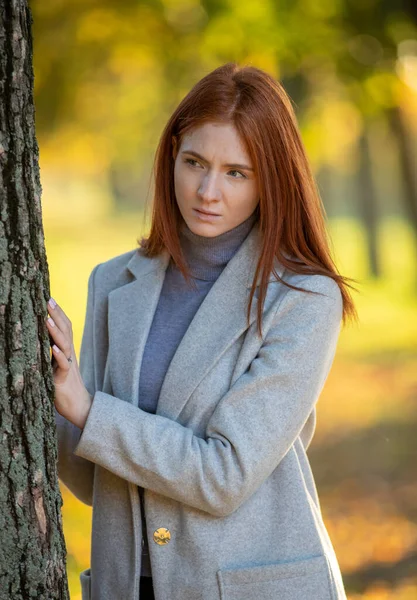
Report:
181,149,254,172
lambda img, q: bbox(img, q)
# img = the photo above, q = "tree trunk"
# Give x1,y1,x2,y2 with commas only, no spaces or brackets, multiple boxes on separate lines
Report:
387,105,417,280
0,1,69,598
358,128,380,278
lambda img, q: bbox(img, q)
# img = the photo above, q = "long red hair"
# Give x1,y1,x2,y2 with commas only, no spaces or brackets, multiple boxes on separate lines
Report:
139,62,358,338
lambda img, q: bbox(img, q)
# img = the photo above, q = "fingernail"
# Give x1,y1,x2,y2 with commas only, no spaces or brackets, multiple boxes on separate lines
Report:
53,344,60,353
48,298,57,309
47,317,55,327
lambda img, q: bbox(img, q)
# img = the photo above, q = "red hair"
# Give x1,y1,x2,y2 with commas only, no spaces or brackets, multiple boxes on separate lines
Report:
139,62,358,338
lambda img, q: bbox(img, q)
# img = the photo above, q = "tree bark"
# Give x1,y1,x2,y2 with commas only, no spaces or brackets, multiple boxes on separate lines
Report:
0,1,69,598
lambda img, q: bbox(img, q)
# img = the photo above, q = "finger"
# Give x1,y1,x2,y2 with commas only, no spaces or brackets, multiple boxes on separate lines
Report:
51,344,71,372
46,317,73,357
47,298,73,335
48,303,72,335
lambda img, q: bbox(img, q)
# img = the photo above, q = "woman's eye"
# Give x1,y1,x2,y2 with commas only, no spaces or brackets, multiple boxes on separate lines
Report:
185,158,200,167
229,170,246,179
184,159,246,179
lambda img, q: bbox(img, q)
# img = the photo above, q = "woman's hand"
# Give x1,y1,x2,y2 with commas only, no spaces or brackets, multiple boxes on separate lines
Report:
46,297,93,429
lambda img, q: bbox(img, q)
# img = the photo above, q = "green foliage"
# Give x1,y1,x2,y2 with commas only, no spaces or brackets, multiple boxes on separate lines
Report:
30,0,417,209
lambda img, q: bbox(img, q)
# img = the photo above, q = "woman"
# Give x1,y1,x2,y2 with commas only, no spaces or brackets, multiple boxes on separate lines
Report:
52,62,357,600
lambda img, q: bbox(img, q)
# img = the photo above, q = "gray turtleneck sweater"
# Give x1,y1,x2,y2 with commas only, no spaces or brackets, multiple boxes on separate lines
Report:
137,210,258,577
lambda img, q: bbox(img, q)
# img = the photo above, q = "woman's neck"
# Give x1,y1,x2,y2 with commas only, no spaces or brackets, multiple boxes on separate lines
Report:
178,211,258,281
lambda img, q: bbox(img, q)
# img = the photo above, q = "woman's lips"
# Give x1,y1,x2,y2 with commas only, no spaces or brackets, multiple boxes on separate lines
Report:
193,208,221,221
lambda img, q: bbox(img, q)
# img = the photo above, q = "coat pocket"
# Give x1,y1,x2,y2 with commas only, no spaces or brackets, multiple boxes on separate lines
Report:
218,554,335,600
80,567,91,600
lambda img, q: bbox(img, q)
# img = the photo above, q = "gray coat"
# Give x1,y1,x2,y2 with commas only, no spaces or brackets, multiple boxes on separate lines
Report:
55,221,348,600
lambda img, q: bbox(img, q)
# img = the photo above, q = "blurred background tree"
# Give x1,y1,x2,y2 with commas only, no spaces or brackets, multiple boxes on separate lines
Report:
28,0,417,598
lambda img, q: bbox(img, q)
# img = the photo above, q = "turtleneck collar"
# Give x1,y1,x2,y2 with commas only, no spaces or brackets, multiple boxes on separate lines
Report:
177,210,259,281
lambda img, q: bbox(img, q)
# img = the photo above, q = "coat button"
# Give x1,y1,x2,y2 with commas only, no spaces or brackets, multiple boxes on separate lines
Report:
153,527,171,545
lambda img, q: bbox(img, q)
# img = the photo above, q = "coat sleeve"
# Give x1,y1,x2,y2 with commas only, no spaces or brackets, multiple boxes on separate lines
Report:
55,263,101,506
73,275,343,517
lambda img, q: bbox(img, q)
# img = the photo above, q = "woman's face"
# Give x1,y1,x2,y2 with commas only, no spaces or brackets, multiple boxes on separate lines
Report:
173,122,259,237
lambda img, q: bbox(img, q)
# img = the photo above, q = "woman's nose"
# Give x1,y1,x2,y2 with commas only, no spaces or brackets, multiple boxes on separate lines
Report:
197,173,221,202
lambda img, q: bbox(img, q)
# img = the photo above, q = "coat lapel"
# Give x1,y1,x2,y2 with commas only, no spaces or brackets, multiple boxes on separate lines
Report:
107,251,170,406
107,222,285,421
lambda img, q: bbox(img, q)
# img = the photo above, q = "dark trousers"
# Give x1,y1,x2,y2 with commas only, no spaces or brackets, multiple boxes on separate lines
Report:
140,576,155,599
